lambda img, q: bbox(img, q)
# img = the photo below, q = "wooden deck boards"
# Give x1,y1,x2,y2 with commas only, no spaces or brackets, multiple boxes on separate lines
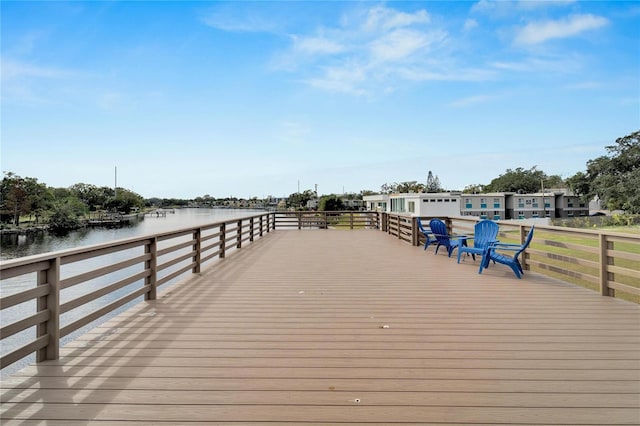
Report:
2,229,639,425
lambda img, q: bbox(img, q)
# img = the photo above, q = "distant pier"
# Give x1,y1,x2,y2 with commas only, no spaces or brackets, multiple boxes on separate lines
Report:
145,209,175,218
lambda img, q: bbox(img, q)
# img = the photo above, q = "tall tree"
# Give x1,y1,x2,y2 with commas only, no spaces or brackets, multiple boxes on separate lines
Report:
425,171,442,192
462,184,485,194
485,166,562,193
0,173,48,225
104,188,145,214
380,181,425,193
572,130,640,213
319,195,345,211
286,190,315,209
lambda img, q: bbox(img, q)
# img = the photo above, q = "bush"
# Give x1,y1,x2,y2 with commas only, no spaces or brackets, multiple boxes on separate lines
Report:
48,206,82,234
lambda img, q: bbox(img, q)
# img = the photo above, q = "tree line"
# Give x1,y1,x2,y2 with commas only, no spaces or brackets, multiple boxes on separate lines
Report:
0,174,146,232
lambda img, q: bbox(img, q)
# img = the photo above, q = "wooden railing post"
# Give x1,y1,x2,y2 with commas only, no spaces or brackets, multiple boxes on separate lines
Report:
37,257,60,362
259,216,263,237
145,237,157,301
411,217,419,246
381,213,388,232
219,223,226,258
350,212,354,229
445,218,453,237
520,226,529,271
193,228,201,274
599,233,614,297
237,219,242,248
250,218,255,242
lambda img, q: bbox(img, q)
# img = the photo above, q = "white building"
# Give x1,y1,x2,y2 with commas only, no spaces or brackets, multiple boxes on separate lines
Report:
363,193,460,217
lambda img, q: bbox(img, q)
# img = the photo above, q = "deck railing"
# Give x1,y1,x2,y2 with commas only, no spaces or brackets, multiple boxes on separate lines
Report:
273,211,380,230
384,213,640,302
0,212,275,371
2,210,638,374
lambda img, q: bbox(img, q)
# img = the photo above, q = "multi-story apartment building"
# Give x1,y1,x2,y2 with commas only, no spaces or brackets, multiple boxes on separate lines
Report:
507,193,555,219
554,192,589,218
364,190,588,219
460,193,508,220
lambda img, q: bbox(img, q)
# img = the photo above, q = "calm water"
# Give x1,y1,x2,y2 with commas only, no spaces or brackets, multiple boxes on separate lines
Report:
1,208,265,260
0,208,265,377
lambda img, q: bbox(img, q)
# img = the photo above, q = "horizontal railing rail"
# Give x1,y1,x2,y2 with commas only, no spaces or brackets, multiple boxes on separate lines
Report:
0,212,275,371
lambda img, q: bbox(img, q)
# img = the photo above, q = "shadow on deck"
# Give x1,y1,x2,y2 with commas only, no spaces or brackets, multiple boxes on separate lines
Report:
2,230,639,425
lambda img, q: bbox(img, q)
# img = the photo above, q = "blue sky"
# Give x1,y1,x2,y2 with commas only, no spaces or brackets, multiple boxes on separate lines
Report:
2,1,639,199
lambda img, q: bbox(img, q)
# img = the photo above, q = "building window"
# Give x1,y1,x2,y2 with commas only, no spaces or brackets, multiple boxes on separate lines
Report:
391,198,405,212
408,201,415,213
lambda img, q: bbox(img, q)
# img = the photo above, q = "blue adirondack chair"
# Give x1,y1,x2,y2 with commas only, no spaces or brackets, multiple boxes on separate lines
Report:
429,218,462,257
417,218,437,250
457,219,499,272
480,226,535,279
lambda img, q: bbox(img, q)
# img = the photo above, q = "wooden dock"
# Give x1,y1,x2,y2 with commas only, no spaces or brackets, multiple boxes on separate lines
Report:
2,229,639,424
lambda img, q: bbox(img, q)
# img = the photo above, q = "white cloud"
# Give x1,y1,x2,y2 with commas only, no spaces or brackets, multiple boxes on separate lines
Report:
1,58,72,80
305,65,368,96
515,14,609,45
491,54,581,73
200,7,279,33
369,29,432,63
291,35,346,55
1,58,79,104
274,5,462,96
362,6,430,32
463,19,478,32
398,66,495,82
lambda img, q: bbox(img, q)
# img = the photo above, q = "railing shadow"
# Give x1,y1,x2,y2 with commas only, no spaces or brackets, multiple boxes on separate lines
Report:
0,229,279,422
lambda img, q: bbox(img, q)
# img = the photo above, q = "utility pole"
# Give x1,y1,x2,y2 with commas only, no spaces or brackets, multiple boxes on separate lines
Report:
541,179,545,218
114,166,118,198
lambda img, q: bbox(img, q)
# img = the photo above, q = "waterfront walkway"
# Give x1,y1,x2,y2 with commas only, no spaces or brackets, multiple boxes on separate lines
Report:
2,230,639,424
